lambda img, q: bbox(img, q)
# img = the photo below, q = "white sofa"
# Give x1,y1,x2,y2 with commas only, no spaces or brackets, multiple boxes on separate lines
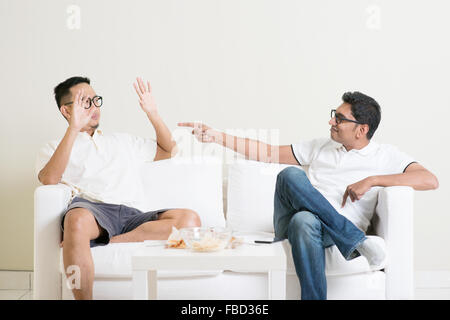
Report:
34,156,414,300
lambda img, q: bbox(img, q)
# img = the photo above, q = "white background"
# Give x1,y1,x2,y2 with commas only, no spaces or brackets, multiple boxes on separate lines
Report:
0,0,448,274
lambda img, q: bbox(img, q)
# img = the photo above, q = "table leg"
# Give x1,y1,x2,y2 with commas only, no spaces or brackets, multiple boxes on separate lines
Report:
268,269,286,300
148,270,157,300
132,270,157,300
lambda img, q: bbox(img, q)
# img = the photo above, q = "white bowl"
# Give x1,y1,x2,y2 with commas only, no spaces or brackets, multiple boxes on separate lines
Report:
179,227,232,252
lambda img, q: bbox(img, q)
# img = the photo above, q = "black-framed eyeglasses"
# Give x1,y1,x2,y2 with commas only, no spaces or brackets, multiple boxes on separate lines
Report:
65,96,103,109
330,109,362,125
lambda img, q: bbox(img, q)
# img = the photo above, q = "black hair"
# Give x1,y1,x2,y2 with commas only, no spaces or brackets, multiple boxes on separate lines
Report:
342,91,381,140
54,76,90,109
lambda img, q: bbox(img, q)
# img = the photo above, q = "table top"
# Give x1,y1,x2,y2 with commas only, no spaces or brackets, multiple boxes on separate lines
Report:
132,240,287,271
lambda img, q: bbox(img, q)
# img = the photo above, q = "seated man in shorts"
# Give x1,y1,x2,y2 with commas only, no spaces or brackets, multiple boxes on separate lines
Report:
36,76,201,300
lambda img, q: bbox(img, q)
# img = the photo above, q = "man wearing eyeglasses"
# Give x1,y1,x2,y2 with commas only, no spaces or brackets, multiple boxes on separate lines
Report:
36,76,201,300
178,91,439,300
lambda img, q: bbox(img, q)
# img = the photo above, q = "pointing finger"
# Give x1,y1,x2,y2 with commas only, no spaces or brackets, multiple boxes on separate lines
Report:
178,122,196,128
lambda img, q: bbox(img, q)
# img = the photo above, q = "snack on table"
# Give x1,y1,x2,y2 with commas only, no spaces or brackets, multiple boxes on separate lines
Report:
166,239,186,249
180,227,232,252
190,232,224,252
166,226,187,249
168,227,244,251
227,236,244,249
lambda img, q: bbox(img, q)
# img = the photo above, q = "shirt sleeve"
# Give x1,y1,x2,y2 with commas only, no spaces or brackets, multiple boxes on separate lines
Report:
291,138,330,166
35,142,57,182
381,144,417,174
130,135,158,162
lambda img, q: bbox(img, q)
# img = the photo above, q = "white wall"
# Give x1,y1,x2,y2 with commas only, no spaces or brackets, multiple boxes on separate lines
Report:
0,0,449,271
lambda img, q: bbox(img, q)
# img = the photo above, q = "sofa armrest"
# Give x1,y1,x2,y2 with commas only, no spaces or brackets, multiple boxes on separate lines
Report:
374,186,414,299
33,184,72,300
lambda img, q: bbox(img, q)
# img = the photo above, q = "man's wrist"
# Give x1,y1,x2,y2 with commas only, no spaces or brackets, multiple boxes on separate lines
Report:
67,125,80,134
146,110,160,120
368,175,379,187
212,130,225,145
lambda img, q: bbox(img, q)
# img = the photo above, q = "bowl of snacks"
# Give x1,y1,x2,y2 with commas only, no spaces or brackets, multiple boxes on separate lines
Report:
179,227,232,252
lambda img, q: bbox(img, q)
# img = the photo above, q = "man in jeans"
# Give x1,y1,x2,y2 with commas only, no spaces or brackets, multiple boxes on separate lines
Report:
178,91,439,299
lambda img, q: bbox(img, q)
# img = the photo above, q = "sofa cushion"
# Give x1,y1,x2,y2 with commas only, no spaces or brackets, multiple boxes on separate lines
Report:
226,159,301,233
60,243,223,278
60,236,386,279
286,271,386,300
138,156,225,228
283,239,387,276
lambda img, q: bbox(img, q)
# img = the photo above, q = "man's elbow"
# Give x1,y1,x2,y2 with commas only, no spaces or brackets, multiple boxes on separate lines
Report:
169,143,178,158
430,174,439,190
38,171,60,185
423,171,439,190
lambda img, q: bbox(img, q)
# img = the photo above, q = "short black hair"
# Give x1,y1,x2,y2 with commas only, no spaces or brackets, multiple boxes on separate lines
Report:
54,76,90,109
342,91,381,140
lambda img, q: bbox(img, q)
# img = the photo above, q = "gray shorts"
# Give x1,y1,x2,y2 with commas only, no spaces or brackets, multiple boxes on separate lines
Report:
61,197,171,247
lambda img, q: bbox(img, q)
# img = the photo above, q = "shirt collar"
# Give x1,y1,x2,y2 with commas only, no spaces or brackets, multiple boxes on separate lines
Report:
79,129,102,140
337,140,378,156
93,129,102,139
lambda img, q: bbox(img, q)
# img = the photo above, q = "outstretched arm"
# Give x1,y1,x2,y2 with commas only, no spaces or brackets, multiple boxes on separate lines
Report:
177,122,298,165
133,77,177,160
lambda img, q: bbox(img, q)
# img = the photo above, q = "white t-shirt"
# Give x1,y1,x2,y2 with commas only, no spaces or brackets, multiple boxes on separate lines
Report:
291,138,416,232
35,130,157,210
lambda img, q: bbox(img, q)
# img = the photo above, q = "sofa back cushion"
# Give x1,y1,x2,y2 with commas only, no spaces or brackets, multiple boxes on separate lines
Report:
138,156,225,227
226,159,301,233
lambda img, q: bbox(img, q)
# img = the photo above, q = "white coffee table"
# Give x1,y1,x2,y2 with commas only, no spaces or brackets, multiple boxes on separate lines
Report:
131,241,287,300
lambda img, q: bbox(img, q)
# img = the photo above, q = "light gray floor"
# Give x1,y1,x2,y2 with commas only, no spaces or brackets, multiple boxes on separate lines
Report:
1,288,449,300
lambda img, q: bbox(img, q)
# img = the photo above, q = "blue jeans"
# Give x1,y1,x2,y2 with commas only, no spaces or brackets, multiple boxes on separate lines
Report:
273,167,366,300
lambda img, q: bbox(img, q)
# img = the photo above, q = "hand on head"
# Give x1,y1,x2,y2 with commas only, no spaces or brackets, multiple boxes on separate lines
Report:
68,89,97,132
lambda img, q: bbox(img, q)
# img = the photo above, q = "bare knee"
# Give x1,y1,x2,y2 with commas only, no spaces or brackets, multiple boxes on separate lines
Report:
64,208,100,239
176,209,201,228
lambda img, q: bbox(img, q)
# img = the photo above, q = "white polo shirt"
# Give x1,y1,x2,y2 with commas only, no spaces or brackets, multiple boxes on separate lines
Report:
35,130,157,210
291,138,416,232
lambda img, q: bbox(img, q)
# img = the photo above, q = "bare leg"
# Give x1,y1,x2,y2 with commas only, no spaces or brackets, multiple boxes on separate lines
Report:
110,209,201,243
62,208,104,300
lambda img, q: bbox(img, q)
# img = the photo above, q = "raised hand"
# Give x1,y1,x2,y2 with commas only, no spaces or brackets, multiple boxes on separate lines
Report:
68,89,96,132
133,77,157,116
177,122,222,143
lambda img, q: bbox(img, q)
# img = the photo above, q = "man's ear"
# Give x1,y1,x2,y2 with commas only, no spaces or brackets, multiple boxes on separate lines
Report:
60,105,71,120
359,124,369,138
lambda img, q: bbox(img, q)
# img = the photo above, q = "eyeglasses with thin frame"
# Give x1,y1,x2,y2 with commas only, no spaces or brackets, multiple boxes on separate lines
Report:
64,95,103,109
330,109,362,125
